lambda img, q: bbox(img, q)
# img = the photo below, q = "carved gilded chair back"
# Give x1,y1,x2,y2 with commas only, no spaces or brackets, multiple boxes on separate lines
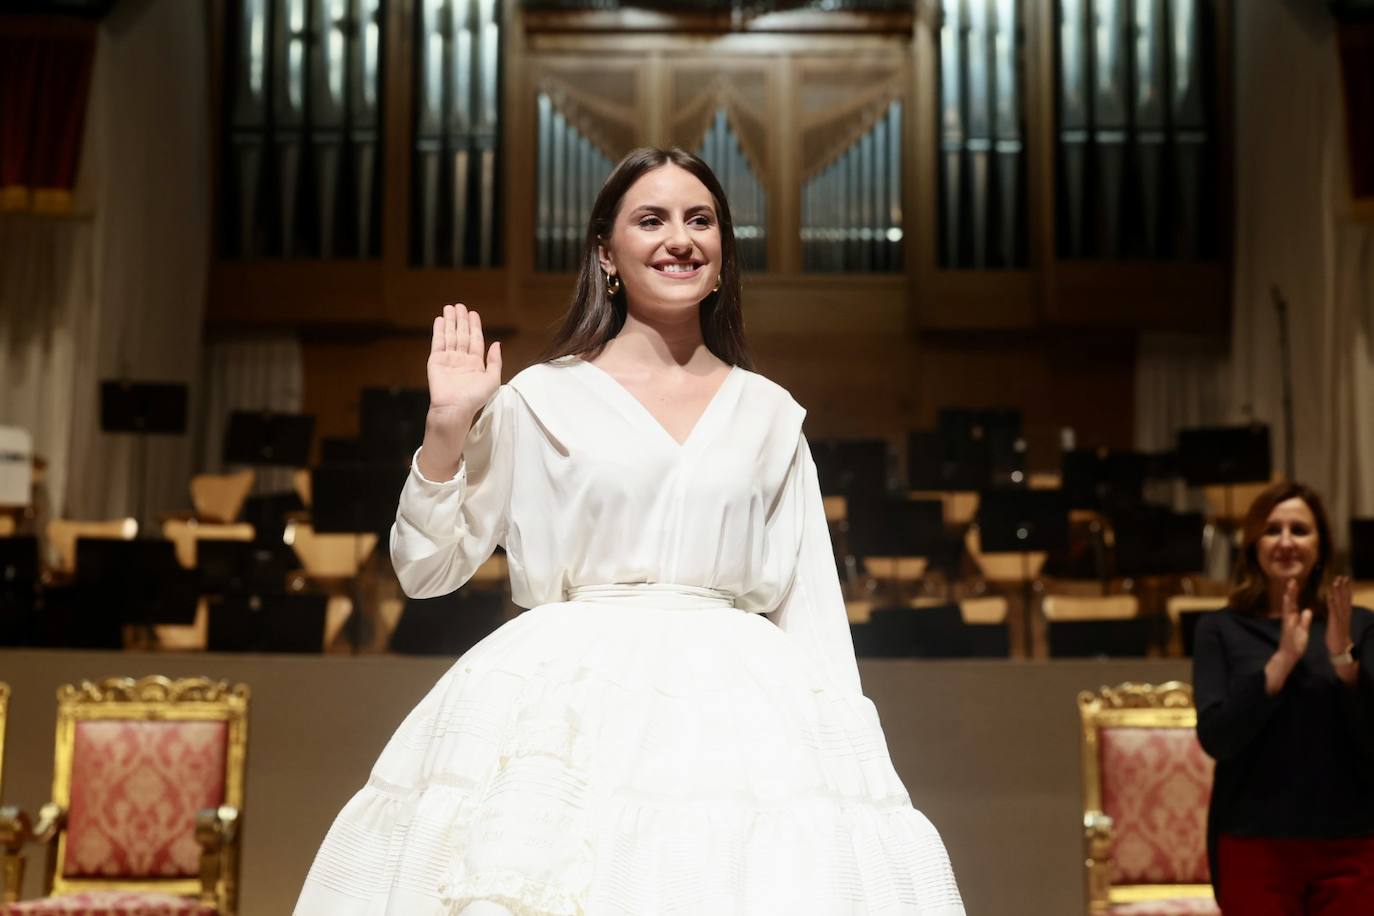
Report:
1077,681,1218,916
42,677,249,914
0,682,8,801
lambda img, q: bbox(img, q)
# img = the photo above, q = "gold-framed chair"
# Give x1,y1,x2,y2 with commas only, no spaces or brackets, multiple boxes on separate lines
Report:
0,683,8,800
1078,682,1218,916
0,677,249,916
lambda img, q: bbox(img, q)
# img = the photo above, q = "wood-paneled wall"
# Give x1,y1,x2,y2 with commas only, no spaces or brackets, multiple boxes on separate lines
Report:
300,296,1135,471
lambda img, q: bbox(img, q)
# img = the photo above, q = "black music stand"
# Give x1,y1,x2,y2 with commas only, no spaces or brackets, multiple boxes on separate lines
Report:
390,588,505,657
1047,618,1152,658
0,536,39,646
311,462,410,651
207,593,328,654
1109,506,1207,653
75,538,197,647
1061,449,1149,511
100,380,188,526
813,439,889,503
361,387,429,463
321,437,366,463
1177,425,1272,520
846,498,944,558
977,488,1069,657
846,498,944,604
937,408,1025,488
223,411,315,467
908,430,990,491
1350,519,1374,581
1110,507,1206,579
197,539,290,597
977,489,1069,553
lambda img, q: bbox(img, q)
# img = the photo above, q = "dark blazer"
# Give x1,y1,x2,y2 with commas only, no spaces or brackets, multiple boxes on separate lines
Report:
1193,605,1374,894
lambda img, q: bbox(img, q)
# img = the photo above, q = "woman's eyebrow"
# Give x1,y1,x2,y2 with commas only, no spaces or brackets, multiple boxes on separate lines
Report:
625,203,716,217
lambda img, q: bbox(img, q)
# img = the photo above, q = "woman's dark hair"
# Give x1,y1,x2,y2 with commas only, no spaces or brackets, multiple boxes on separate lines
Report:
540,147,753,370
1229,481,1333,617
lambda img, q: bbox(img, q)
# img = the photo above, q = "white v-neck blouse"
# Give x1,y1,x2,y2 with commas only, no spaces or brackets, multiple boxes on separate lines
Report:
390,356,862,695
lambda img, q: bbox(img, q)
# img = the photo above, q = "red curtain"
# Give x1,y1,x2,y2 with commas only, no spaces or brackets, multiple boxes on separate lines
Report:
0,16,95,214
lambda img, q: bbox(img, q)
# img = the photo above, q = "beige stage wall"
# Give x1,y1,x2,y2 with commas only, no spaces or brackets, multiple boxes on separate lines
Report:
0,650,1195,915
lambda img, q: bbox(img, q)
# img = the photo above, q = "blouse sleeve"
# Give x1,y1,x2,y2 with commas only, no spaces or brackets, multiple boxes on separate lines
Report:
764,433,863,697
1192,612,1282,762
389,386,516,598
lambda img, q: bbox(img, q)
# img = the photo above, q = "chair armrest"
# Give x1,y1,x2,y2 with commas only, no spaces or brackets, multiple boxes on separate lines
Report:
195,806,240,912
0,806,33,905
30,804,65,846
1082,811,1115,916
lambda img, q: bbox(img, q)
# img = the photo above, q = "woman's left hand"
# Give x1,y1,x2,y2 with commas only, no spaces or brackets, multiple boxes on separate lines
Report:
1327,575,1358,684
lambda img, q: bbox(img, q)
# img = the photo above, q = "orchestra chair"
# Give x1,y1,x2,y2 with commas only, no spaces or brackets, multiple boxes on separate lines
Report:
188,472,254,526
284,521,377,650
0,519,13,539
1078,682,1218,916
290,469,311,510
910,490,979,526
1165,595,1228,658
0,682,7,793
0,677,249,916
851,597,1011,658
957,595,1012,656
1201,480,1272,529
1044,594,1150,659
160,521,256,572
964,524,1048,583
158,521,256,652
964,525,1047,657
44,520,138,578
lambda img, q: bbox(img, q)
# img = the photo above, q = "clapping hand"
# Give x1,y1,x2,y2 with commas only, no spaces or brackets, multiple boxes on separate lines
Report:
1279,578,1313,664
1327,576,1358,683
429,303,502,424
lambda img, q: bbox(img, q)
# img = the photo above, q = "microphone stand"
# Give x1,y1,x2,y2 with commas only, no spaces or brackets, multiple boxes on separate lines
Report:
1270,285,1296,481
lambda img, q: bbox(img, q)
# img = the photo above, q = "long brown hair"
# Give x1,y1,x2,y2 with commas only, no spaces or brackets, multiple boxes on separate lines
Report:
540,147,754,370
1229,481,1334,617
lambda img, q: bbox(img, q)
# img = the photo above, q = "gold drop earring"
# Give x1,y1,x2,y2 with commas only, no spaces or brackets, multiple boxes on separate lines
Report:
605,271,622,296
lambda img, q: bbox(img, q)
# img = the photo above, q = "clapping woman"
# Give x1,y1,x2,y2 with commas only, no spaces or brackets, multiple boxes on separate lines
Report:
1194,482,1374,914
294,148,965,915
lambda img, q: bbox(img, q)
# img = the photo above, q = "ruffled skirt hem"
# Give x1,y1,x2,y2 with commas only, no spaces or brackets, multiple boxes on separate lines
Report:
294,601,964,915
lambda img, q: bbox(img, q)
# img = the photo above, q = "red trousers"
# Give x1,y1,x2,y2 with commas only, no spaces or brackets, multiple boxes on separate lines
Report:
1217,833,1374,915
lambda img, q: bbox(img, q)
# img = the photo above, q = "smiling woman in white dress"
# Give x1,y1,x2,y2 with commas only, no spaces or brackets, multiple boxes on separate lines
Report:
294,148,965,916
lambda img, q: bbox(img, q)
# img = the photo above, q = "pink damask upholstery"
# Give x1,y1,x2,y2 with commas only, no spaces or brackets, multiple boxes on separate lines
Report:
1108,897,1220,915
62,721,227,879
1099,726,1214,886
0,890,216,916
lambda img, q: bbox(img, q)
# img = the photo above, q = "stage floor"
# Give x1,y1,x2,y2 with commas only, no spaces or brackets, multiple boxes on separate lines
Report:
0,649,1194,914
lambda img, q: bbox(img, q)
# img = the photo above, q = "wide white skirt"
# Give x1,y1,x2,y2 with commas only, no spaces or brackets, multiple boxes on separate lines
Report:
294,587,964,915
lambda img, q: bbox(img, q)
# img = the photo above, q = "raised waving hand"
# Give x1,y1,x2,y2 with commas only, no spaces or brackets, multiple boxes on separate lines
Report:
416,303,502,481
429,303,502,418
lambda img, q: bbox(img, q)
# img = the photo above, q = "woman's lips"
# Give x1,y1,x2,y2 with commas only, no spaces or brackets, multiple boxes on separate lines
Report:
652,263,703,279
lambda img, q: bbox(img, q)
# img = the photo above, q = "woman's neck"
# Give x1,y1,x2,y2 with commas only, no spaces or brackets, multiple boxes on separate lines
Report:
601,307,715,372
